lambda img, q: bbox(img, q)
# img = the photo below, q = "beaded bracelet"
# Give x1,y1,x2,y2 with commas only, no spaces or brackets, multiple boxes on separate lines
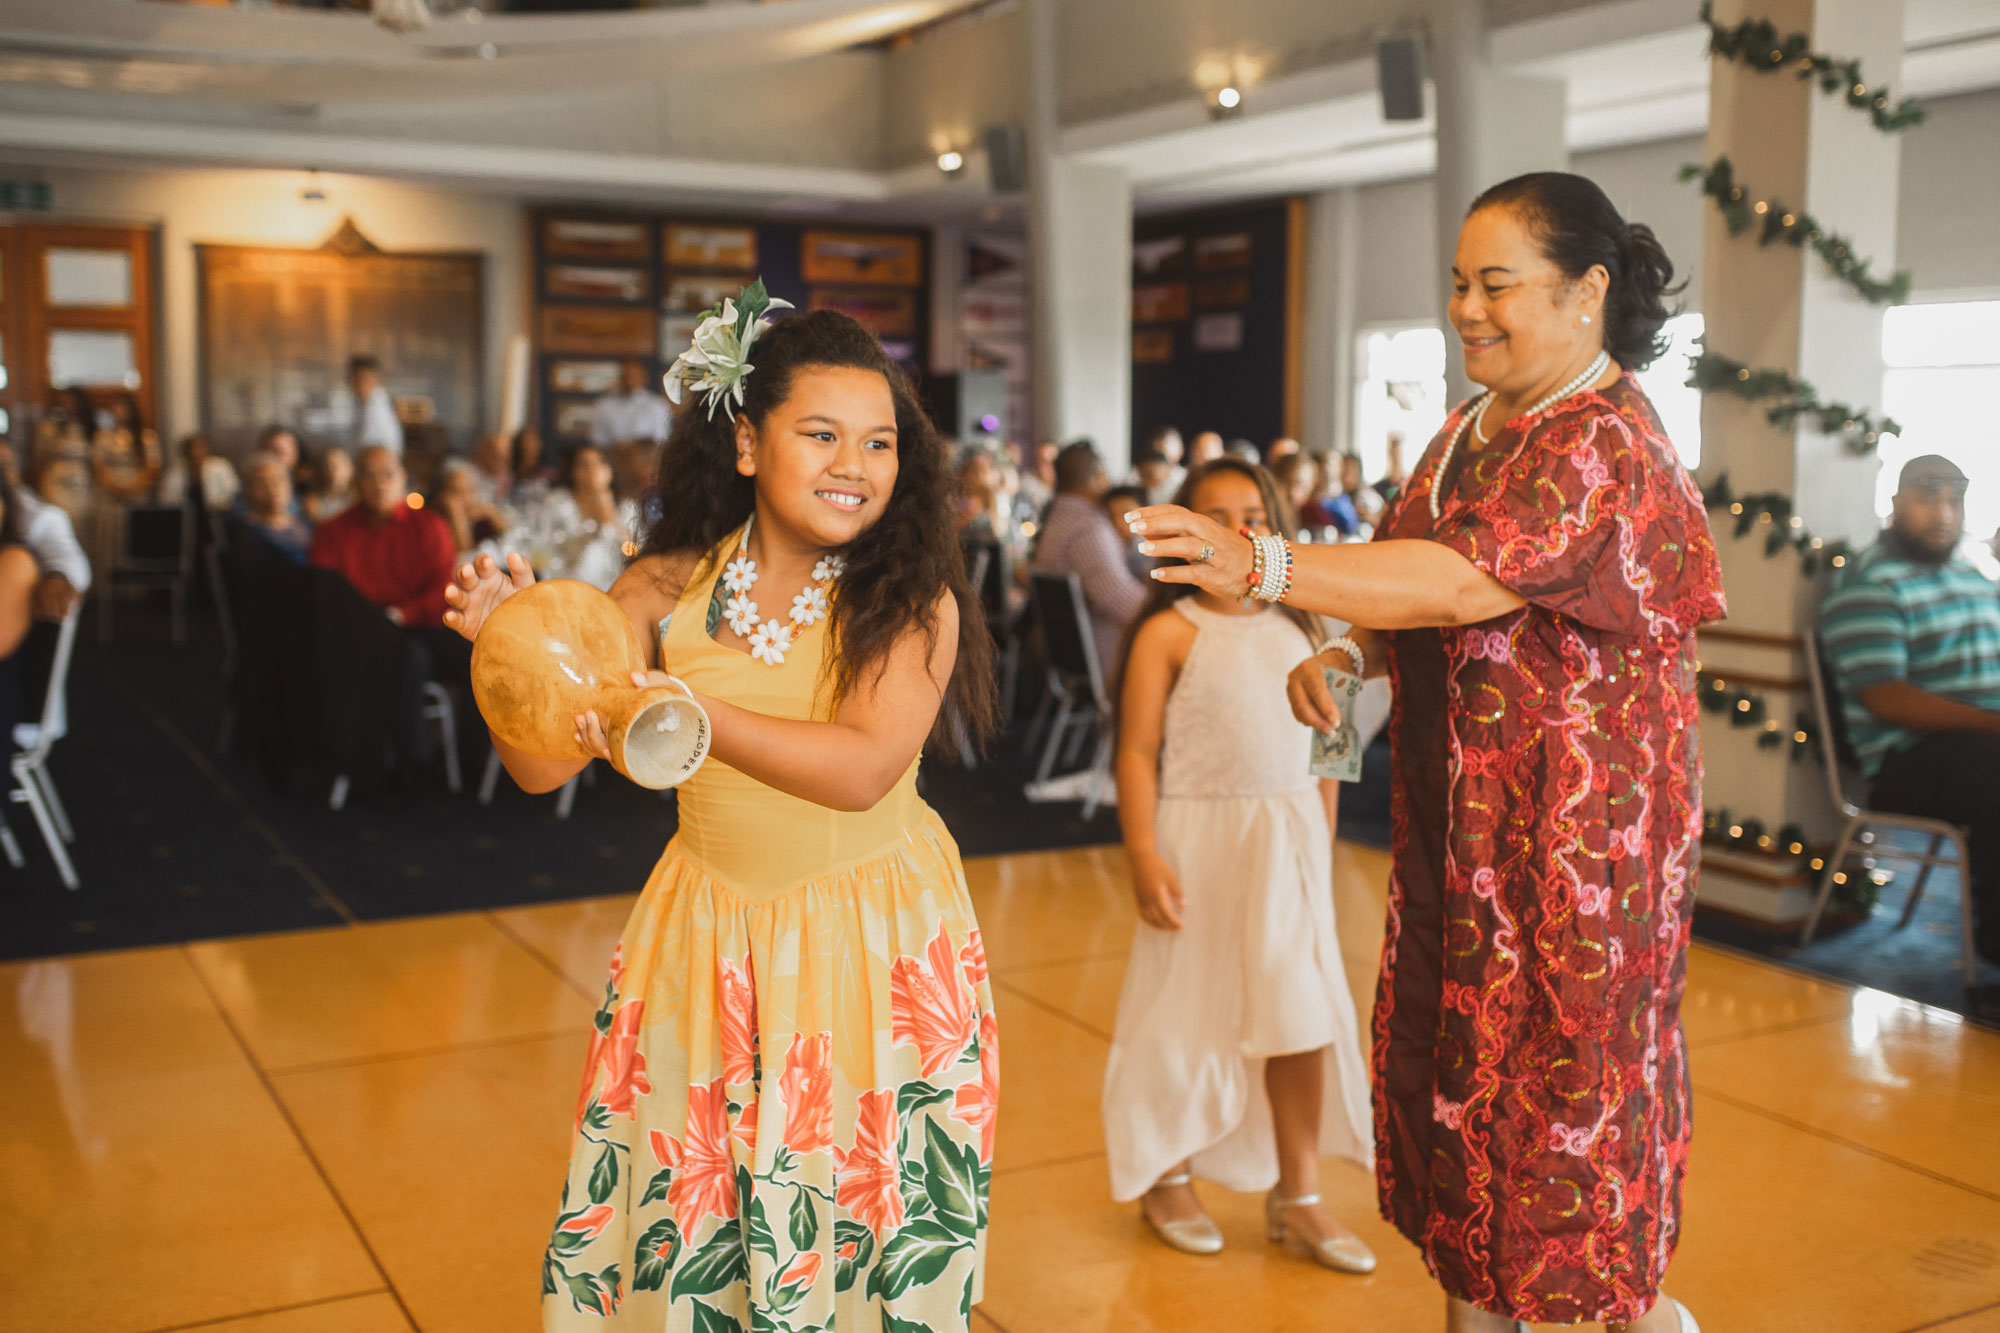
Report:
1321,634,1366,677
1245,533,1293,603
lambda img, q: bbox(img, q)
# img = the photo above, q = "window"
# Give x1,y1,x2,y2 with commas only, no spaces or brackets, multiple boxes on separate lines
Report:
1881,300,2000,574
1353,324,1447,482
1636,312,1704,470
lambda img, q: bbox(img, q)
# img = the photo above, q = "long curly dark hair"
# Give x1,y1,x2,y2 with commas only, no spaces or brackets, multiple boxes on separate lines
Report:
640,308,996,743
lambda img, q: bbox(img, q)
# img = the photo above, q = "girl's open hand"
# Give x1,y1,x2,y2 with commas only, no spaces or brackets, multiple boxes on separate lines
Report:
443,551,535,643
1129,850,1186,931
1124,504,1254,599
1286,654,1344,735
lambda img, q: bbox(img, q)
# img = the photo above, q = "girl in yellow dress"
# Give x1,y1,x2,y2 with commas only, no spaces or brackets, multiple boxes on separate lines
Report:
446,293,998,1333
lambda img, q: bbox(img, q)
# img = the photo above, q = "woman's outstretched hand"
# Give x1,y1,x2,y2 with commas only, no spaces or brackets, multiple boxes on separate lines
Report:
443,551,535,643
1124,505,1255,599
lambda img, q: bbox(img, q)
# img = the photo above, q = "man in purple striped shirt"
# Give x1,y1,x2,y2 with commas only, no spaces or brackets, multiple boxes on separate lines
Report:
1032,442,1147,681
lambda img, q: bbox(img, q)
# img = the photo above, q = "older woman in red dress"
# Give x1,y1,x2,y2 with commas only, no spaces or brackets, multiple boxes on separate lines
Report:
1129,173,1724,1332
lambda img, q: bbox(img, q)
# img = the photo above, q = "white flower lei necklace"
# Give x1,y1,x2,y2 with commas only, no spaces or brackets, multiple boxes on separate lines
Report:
720,514,844,666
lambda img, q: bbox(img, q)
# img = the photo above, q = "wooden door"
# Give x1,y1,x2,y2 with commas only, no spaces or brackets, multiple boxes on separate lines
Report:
0,222,159,439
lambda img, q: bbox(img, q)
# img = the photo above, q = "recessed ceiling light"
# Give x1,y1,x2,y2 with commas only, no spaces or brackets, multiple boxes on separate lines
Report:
1217,86,1241,109
476,42,499,60
937,150,965,174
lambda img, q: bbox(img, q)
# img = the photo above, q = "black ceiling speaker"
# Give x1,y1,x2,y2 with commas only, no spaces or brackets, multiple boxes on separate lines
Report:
1377,33,1426,122
983,123,1027,195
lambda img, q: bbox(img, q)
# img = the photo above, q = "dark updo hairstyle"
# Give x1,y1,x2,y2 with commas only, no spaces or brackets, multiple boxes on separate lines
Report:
1470,171,1683,372
640,308,996,744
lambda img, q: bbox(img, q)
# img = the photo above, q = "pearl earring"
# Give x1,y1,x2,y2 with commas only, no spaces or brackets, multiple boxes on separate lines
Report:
1581,316,1593,326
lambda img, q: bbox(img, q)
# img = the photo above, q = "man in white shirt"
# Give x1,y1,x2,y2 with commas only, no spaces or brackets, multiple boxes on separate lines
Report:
591,361,672,448
0,443,90,619
350,355,405,457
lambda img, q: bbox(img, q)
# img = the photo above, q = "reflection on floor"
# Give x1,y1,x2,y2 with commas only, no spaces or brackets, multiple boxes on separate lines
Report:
5,842,2000,1332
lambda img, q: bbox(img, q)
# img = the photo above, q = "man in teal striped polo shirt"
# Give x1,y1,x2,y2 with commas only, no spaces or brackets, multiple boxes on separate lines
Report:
1820,454,2000,966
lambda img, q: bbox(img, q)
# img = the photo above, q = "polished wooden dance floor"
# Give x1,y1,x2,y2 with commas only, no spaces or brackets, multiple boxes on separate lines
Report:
6,841,2000,1332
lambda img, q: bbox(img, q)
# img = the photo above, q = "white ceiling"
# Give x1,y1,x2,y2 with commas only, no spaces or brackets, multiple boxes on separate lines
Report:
0,0,1996,213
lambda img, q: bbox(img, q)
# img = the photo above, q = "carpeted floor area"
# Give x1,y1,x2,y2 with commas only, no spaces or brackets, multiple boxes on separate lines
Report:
1693,833,2000,1024
2,601,1128,961
11,598,1993,1026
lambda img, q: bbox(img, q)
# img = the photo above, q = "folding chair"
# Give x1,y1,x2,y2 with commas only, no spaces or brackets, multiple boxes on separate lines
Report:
1027,571,1113,819
98,502,194,646
480,748,586,819
11,608,82,889
1798,630,1979,984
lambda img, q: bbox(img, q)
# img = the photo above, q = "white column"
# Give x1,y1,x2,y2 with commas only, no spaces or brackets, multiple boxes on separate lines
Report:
1695,0,1903,922
1299,187,1358,459
1430,0,1569,400
1023,0,1133,472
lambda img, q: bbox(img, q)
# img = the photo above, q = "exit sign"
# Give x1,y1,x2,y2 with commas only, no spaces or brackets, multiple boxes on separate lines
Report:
0,181,51,212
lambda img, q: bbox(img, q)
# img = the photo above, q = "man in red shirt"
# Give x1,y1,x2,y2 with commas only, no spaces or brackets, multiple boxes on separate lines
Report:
309,445,454,626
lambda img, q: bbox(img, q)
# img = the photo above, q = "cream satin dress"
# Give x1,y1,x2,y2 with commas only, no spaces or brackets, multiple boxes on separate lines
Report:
1102,599,1372,1202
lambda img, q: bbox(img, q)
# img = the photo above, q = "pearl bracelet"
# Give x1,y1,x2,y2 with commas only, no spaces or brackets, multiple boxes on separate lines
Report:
1321,634,1366,677
1244,533,1292,603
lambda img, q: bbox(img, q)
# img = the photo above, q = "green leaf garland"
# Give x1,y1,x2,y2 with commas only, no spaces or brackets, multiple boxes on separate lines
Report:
1699,1,1925,133
1688,350,1898,455
1681,157,1912,305
1699,474,1855,576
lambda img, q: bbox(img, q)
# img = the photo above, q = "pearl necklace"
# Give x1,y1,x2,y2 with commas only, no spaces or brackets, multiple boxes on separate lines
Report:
1430,350,1611,521
718,515,844,667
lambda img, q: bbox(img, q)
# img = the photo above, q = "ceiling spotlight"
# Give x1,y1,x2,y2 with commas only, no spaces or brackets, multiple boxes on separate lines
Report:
1206,85,1244,120
937,150,965,175
1217,86,1241,109
476,41,498,59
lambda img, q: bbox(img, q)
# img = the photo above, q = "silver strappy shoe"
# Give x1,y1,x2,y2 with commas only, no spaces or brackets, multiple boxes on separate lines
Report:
1142,1172,1224,1255
1265,1189,1376,1274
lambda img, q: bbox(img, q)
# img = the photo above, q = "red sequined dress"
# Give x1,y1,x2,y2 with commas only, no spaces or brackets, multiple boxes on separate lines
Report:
1371,374,1727,1323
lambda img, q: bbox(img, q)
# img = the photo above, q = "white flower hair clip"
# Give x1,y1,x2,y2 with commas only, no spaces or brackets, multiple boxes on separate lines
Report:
663,278,794,422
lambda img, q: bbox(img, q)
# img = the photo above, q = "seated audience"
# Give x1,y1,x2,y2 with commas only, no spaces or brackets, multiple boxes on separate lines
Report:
1301,453,1360,535
1133,427,1185,502
540,444,638,592
1186,431,1225,468
958,447,1007,540
1031,442,1147,679
0,443,91,621
242,454,314,563
1016,440,1060,518
470,432,516,509
1101,482,1152,582
157,433,241,513
1224,438,1260,464
302,447,354,524
1338,451,1385,527
611,439,660,515
308,445,455,629
436,459,512,562
1269,453,1323,537
1132,452,1177,508
256,425,302,483
0,468,43,739
1821,455,2000,965
1267,435,1302,461
513,425,560,491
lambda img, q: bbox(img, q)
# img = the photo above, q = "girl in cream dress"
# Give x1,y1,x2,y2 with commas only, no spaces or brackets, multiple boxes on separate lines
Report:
1104,458,1374,1272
